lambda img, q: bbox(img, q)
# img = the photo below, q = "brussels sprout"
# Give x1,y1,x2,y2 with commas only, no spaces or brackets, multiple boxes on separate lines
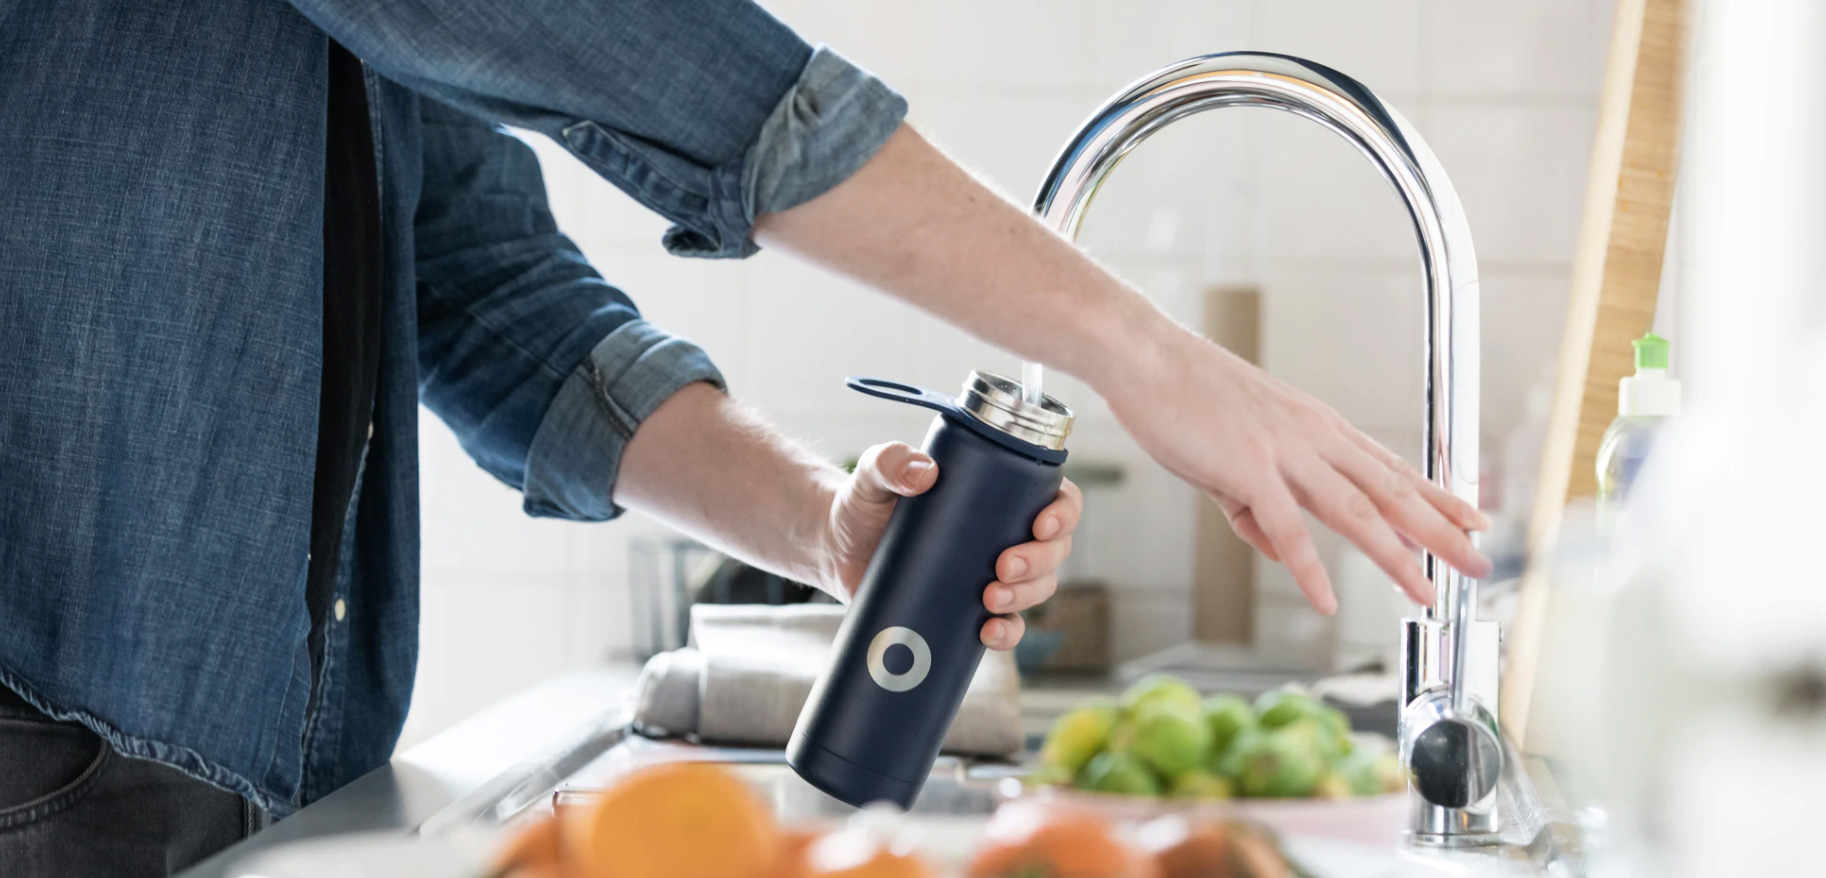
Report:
1121,674,1204,716
1277,717,1350,764
1235,727,1326,798
1313,772,1355,800
1078,751,1161,797
1371,751,1411,794
1168,769,1235,801
1039,703,1119,775
1024,761,1076,789
1200,694,1257,756
1211,726,1264,780
1117,700,1212,778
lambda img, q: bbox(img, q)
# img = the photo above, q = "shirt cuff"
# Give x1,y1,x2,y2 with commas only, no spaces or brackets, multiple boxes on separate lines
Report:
659,45,906,257
521,320,725,521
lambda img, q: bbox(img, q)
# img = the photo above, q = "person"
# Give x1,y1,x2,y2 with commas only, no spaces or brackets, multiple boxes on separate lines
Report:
0,1,1490,874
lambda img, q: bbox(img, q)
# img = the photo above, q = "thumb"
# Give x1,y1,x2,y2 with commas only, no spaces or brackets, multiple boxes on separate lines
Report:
851,442,936,505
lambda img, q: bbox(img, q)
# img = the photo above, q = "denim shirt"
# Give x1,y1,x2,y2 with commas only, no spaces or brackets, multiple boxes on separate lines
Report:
0,0,904,814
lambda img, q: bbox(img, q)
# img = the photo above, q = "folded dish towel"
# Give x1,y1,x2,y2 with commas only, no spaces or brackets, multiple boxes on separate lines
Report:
632,603,1023,759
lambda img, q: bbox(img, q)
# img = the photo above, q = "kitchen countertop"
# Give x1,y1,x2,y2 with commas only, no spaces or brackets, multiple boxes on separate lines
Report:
182,661,1570,878
179,664,643,878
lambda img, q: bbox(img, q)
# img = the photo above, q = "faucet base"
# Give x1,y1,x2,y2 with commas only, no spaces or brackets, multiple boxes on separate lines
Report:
1400,618,1505,843
1408,800,1502,848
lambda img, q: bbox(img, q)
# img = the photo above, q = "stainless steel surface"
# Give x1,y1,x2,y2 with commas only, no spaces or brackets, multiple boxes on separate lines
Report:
957,369,1073,450
180,666,640,878
1401,617,1504,843
1031,51,1494,843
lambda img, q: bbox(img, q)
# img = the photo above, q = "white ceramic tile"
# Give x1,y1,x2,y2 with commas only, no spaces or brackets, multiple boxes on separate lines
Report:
1259,286,1338,406
1419,0,1605,98
907,311,1007,394
520,132,673,253
418,414,578,577
1256,0,1424,95
1590,0,1619,90
403,572,573,746
579,250,751,382
764,0,924,88
568,571,639,665
1260,268,1426,433
1074,112,1257,266
1254,104,1430,264
1252,600,1336,664
919,0,1090,90
567,509,676,579
1480,272,1571,441
1109,587,1196,660
1085,0,1254,98
741,256,919,416
1419,103,1595,266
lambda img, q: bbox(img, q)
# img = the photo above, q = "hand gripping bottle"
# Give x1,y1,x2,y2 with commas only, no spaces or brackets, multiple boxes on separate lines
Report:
788,371,1072,808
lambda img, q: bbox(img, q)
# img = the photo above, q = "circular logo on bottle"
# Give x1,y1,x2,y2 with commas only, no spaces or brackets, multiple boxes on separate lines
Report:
866,626,932,693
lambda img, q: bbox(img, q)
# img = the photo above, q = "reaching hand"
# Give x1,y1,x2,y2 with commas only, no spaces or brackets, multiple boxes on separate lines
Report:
1106,328,1492,614
819,441,1083,650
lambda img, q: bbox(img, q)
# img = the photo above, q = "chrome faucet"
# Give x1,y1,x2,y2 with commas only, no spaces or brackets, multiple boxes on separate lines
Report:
1031,53,1502,845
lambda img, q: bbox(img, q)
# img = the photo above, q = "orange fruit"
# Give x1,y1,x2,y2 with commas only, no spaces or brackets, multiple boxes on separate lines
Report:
797,827,936,878
493,815,564,875
566,762,780,878
507,867,576,878
761,827,826,878
1136,815,1232,878
967,802,1160,878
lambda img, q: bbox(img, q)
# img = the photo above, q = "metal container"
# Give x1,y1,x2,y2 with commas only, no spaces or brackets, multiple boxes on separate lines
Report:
788,371,1071,807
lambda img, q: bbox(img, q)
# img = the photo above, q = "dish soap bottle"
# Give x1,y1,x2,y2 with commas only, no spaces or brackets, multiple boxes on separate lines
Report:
1597,332,1681,504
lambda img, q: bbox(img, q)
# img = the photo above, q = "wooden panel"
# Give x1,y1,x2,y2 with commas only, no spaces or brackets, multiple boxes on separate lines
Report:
1502,0,1689,744
1194,286,1261,644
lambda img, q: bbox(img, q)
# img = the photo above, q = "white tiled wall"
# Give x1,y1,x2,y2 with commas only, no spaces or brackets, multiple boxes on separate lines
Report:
402,0,1616,746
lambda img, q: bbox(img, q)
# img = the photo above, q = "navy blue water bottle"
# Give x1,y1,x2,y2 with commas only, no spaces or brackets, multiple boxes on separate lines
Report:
788,370,1073,808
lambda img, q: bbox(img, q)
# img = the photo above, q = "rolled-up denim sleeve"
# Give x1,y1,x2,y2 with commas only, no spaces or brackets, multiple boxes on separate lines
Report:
416,98,723,521
289,0,907,258
522,323,722,520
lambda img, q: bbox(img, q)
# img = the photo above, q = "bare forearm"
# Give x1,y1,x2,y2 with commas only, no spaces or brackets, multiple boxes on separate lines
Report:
753,124,1176,395
613,382,843,591
752,121,1492,613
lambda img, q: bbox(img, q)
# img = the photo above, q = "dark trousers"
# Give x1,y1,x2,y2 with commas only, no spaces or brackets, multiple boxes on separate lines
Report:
0,687,267,877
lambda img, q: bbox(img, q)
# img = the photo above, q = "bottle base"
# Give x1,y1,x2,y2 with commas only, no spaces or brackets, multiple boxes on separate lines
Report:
785,731,922,809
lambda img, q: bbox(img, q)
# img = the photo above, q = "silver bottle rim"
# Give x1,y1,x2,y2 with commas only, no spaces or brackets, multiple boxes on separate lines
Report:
956,370,1073,451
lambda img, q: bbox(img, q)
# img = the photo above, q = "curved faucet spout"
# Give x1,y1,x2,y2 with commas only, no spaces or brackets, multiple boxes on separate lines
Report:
1030,53,1494,839
1028,50,1480,638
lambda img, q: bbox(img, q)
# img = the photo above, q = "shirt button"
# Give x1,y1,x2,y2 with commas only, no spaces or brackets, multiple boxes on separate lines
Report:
334,599,347,622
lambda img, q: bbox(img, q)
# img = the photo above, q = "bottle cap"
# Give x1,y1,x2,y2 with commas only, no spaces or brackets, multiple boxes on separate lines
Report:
1619,333,1681,417
957,371,1073,450
1633,333,1670,370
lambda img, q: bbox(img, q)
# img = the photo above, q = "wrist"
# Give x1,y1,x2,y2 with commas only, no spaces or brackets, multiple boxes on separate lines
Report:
1071,279,1184,400
799,466,850,596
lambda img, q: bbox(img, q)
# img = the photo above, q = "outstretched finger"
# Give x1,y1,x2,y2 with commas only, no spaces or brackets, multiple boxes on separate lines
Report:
1340,424,1490,533
1329,444,1491,580
1287,455,1434,606
1247,478,1336,615
1214,494,1281,562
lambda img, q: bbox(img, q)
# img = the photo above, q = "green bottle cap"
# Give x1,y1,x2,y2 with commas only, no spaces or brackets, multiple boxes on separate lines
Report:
1633,332,1670,370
